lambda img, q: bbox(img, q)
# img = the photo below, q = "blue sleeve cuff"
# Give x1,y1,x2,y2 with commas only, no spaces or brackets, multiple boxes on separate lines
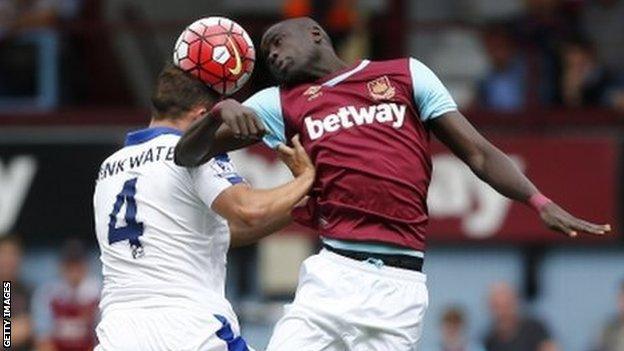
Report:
263,134,283,149
243,87,286,149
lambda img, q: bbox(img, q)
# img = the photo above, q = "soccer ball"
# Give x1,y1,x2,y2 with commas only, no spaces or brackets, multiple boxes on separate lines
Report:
173,17,255,96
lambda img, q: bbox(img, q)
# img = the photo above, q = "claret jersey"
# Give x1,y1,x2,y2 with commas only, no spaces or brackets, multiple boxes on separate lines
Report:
244,58,457,251
93,127,243,320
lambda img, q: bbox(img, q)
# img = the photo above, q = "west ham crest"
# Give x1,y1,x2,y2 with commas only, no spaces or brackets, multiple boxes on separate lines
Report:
367,76,396,100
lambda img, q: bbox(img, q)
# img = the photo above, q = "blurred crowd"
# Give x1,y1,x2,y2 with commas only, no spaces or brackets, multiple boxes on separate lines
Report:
0,0,85,109
1,235,100,351
438,280,624,351
476,0,624,112
2,234,624,351
1,0,624,113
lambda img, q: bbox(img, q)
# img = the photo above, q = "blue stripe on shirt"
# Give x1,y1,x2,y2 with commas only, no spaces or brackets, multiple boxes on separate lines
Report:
214,315,249,351
321,237,424,258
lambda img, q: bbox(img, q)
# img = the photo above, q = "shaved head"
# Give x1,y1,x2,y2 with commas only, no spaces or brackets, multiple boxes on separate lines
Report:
260,17,338,85
262,17,332,51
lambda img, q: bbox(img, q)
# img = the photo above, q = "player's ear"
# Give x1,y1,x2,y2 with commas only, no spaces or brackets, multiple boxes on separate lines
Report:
311,25,323,44
190,105,208,123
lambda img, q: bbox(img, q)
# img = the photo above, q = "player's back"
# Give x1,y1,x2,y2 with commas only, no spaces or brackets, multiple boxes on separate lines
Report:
93,127,234,318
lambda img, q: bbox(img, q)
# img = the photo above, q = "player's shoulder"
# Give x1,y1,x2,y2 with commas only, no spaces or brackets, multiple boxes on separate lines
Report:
244,85,280,104
367,57,434,74
97,147,128,175
369,57,411,65
96,133,182,182
365,57,411,71
100,134,179,165
363,58,431,85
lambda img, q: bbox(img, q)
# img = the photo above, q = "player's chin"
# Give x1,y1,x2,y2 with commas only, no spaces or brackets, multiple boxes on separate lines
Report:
270,67,290,83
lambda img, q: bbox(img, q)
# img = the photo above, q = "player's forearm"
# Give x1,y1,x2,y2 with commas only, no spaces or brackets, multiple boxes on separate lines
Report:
471,144,539,202
431,112,540,203
228,172,311,246
174,110,222,166
175,116,255,167
175,99,265,167
229,213,292,247
239,171,313,228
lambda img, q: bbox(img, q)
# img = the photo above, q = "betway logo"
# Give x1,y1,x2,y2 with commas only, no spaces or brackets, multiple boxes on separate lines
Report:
305,103,406,140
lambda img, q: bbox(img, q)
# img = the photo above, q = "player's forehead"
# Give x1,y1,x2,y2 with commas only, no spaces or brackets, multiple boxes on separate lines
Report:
261,20,307,48
261,23,285,48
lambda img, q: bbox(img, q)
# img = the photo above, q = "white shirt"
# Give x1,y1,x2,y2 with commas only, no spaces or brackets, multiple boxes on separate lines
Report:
93,127,242,319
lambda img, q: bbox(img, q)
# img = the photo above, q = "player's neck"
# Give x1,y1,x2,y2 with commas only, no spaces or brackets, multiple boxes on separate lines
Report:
312,54,349,79
149,118,189,132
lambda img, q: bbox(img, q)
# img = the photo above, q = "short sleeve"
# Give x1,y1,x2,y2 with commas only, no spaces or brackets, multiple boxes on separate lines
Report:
242,86,286,149
190,154,244,207
409,58,458,121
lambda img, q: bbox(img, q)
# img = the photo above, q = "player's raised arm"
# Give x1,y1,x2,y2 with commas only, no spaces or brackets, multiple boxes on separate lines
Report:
175,87,286,167
429,111,611,237
212,135,315,247
174,99,266,167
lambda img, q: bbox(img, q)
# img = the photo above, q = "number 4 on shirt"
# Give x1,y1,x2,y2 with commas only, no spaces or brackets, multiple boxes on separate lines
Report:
108,177,145,258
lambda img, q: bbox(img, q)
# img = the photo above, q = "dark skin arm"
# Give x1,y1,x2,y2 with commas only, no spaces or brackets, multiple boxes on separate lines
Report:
430,111,611,237
174,99,265,167
176,98,611,237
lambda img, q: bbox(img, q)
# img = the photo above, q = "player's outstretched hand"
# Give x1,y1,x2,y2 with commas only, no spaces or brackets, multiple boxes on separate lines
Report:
216,99,266,139
539,202,611,237
277,135,315,179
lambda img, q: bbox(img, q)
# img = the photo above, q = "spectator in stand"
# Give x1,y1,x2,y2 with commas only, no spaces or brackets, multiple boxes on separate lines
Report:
596,280,624,351
477,22,528,112
558,36,612,107
439,306,484,351
484,282,558,351
511,0,578,105
32,239,100,351
608,82,624,112
582,0,624,77
0,0,81,36
0,234,32,351
0,0,83,106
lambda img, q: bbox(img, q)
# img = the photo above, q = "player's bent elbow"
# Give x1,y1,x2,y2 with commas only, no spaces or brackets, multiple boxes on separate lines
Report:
236,204,269,229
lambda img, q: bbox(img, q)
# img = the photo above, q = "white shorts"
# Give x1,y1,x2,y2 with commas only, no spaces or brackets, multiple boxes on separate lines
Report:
266,249,429,351
94,307,254,351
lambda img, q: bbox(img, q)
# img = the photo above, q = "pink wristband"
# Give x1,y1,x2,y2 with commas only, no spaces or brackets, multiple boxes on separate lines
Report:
528,193,552,212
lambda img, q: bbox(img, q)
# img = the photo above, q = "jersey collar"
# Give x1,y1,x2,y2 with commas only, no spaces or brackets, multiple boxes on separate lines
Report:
125,127,183,146
321,60,370,87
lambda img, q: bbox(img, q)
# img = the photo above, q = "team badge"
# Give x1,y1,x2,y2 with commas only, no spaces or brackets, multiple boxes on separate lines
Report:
367,76,396,100
210,155,244,184
303,85,323,101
